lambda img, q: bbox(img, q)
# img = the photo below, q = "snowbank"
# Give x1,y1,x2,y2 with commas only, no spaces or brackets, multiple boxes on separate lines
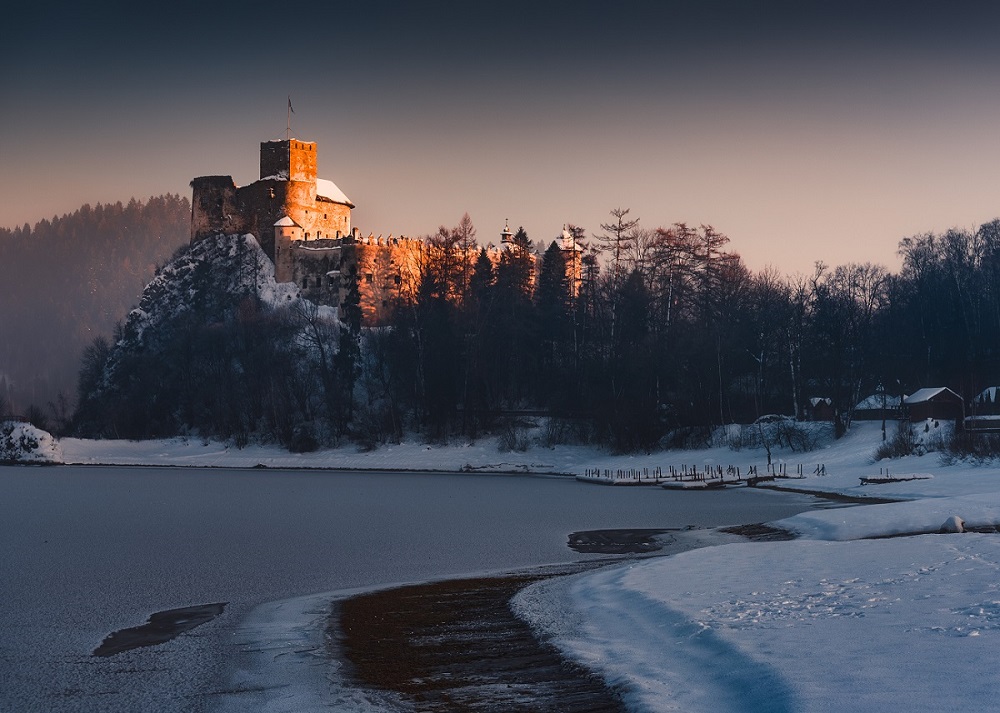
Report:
0,421,62,464
533,536,1000,713
777,491,1000,540
512,420,1000,713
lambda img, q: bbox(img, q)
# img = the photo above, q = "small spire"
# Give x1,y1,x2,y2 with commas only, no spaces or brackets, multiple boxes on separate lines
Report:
501,218,513,244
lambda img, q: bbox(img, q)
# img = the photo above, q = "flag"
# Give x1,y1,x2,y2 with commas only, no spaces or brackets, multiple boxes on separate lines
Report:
288,97,295,114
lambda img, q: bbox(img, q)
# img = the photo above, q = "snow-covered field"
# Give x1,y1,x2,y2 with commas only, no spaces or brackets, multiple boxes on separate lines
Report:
17,420,1000,711
512,422,1000,712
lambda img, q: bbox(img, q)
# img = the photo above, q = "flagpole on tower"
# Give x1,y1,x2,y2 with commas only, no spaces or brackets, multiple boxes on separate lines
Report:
286,96,294,140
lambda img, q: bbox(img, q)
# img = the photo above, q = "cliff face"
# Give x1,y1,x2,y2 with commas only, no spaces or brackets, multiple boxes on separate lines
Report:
75,233,341,443
111,233,304,360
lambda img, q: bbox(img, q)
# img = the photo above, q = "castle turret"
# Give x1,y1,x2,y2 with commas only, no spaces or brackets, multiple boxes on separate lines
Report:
500,218,513,247
273,215,303,284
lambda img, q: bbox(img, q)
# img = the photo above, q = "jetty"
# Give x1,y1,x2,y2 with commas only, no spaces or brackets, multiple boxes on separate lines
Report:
577,463,824,489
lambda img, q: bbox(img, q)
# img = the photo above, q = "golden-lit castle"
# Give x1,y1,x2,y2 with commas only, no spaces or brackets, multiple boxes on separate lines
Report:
191,138,582,323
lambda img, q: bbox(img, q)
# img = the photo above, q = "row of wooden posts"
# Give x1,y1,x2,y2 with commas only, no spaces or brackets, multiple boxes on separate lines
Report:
583,462,827,483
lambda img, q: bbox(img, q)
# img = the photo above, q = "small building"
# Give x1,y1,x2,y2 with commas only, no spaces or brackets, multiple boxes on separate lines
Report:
903,387,964,422
806,397,835,422
853,393,903,421
972,387,1000,416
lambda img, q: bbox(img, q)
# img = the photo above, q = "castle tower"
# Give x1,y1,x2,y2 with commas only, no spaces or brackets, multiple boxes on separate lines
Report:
260,139,317,182
191,138,353,259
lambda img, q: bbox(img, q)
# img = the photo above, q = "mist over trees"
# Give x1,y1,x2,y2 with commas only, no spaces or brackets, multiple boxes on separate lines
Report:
0,195,189,422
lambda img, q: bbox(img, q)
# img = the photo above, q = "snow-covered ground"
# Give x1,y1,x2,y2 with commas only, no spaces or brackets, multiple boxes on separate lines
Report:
511,421,1000,712
518,535,1000,713
27,420,1000,710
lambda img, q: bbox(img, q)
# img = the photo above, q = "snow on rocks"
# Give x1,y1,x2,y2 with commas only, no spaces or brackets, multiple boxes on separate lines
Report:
0,421,62,464
940,514,965,533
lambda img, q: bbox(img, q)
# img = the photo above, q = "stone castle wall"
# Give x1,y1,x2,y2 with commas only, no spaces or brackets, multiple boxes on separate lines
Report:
190,176,244,239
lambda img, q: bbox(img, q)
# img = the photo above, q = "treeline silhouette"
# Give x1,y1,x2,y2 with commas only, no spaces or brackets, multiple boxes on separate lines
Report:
0,195,190,421
356,212,1000,451
14,200,1000,454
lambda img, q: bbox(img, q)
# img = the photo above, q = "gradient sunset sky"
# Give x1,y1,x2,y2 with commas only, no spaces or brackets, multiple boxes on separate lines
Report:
4,1,1000,275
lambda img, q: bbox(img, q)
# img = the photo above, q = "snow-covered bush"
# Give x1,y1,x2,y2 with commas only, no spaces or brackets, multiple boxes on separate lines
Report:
875,418,953,460
723,418,831,453
0,421,63,464
541,417,595,446
874,420,917,460
659,426,713,450
497,420,533,452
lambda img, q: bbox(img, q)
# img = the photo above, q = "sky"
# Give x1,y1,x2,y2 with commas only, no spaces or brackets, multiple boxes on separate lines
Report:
5,1,1000,275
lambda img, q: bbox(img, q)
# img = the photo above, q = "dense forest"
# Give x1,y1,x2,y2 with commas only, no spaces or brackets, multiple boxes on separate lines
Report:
347,211,1000,452
67,207,1000,453
0,195,190,423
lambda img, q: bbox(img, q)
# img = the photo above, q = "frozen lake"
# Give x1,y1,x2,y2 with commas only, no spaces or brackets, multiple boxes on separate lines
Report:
1,465,821,712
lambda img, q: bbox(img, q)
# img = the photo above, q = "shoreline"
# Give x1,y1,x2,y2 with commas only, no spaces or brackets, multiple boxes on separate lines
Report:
331,561,630,712
328,524,786,711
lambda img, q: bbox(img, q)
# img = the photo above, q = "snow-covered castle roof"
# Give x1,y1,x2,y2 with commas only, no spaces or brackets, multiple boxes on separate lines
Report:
316,178,354,208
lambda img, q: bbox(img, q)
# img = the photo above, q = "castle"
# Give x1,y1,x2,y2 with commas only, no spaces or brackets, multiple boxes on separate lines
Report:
191,138,582,323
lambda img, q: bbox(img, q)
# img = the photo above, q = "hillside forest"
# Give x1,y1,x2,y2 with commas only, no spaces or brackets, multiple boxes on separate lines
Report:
0,196,190,421
51,204,1000,453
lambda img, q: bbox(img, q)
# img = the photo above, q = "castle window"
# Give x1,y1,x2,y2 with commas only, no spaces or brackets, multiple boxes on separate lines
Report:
316,277,322,288
305,232,310,239
302,278,308,288
366,273,373,283
394,274,402,285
